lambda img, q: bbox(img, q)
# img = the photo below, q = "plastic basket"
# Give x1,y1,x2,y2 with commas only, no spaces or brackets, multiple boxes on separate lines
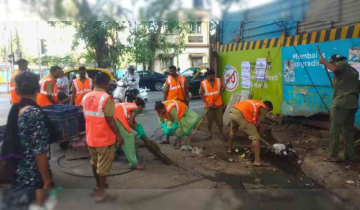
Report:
43,105,82,135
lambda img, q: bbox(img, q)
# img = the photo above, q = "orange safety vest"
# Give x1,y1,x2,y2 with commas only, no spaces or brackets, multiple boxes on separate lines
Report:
201,78,223,107
73,78,93,106
82,91,116,147
114,103,138,133
10,71,21,104
156,100,186,121
166,75,186,100
37,75,58,107
233,100,266,124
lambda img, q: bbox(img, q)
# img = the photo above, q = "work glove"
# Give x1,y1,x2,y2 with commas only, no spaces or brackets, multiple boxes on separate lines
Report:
170,122,179,132
166,122,179,135
161,122,166,131
135,124,147,139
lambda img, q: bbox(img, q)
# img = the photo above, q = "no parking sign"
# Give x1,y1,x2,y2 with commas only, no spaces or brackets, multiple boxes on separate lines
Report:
222,65,239,91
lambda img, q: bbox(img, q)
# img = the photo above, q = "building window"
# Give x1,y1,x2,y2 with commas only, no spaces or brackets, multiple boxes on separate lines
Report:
161,57,174,69
190,22,202,34
191,57,203,67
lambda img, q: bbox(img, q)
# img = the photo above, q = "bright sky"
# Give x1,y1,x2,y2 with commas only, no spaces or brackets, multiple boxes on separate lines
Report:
0,21,82,58
0,0,275,58
0,0,275,21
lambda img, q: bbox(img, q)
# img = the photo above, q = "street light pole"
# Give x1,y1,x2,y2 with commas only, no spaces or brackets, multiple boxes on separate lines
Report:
37,21,42,78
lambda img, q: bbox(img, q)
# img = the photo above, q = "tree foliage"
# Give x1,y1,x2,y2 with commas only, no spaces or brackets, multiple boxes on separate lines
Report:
50,21,125,69
19,0,132,21
127,21,191,70
25,54,76,67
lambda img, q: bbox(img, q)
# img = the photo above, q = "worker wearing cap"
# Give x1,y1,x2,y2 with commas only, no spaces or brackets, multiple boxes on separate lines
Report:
320,54,359,162
228,100,273,167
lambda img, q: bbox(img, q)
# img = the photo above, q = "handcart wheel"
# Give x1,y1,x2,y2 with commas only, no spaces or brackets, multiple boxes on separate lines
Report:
60,140,70,149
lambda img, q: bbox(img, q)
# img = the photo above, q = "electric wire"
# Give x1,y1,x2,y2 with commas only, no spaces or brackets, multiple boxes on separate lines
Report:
292,45,331,113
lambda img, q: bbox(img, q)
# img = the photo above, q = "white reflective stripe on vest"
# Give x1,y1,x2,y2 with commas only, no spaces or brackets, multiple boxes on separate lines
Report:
10,87,15,90
203,78,221,96
89,79,93,89
120,103,137,119
40,78,57,96
168,76,184,90
83,92,109,118
39,90,57,96
245,100,264,121
166,101,179,114
83,110,105,117
98,93,109,113
73,79,80,93
204,91,220,96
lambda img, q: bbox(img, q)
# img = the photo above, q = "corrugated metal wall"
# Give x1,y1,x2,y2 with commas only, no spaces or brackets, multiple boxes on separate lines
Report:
219,0,360,45
305,0,360,22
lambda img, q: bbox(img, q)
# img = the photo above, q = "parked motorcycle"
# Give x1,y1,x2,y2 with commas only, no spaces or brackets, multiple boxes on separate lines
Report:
112,79,149,105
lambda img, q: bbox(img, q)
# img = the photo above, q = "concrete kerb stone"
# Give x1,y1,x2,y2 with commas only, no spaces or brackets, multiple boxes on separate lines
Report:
301,148,360,208
301,148,360,189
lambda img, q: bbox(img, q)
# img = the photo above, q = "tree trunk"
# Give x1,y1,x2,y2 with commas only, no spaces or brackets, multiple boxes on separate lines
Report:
142,63,146,70
148,61,153,70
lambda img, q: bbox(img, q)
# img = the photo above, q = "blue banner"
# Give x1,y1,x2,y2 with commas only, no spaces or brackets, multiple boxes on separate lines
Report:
281,38,360,127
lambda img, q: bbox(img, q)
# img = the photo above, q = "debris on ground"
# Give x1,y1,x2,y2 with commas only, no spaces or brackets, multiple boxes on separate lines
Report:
192,147,203,155
346,180,355,185
345,166,351,169
228,158,234,162
181,145,192,151
208,155,216,159
255,178,261,184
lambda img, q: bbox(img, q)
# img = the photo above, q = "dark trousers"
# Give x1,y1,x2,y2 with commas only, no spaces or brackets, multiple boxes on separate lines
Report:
329,107,357,159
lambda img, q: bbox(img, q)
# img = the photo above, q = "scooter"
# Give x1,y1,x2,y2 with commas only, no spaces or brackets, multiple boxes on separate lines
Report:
112,79,149,105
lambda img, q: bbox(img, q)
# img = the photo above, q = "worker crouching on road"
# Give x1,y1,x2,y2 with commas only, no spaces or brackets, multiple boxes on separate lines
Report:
155,100,200,149
71,66,93,106
114,98,146,169
37,66,62,107
319,54,359,162
199,69,225,141
228,100,273,167
83,72,124,202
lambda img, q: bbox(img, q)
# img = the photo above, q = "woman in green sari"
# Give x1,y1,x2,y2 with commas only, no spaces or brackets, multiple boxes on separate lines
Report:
155,100,200,149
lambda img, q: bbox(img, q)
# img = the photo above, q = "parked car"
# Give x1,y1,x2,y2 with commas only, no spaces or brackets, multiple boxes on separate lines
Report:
137,70,166,91
64,67,117,94
162,66,208,100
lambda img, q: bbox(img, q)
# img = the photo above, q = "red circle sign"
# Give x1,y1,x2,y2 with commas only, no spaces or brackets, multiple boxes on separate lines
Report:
222,65,239,91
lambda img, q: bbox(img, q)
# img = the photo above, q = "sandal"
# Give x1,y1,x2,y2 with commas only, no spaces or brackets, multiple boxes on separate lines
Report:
227,148,233,154
253,162,270,167
174,144,181,149
131,164,145,169
220,135,226,142
90,184,109,196
95,194,117,203
322,157,342,162
158,140,170,144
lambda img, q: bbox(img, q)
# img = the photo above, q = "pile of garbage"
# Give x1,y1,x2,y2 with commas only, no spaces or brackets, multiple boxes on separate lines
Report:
244,143,297,161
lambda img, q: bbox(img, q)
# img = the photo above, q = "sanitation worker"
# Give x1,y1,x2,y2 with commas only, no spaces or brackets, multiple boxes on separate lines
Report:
227,100,273,167
319,54,359,162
